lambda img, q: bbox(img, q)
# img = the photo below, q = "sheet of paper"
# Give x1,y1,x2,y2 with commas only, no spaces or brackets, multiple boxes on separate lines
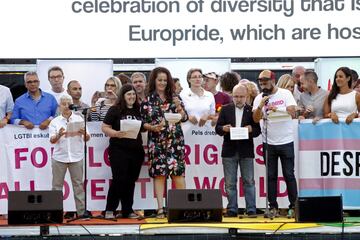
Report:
230,127,249,140
164,113,182,124
267,110,292,122
66,121,84,133
120,119,142,139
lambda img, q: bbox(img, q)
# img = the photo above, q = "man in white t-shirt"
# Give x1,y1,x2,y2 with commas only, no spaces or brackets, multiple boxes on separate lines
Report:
252,70,298,218
48,66,71,104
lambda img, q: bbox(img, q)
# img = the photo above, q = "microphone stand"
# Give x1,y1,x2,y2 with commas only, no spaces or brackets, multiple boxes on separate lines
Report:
263,107,273,220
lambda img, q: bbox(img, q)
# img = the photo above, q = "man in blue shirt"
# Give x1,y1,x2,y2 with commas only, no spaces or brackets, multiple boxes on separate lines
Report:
0,84,14,128
10,71,57,129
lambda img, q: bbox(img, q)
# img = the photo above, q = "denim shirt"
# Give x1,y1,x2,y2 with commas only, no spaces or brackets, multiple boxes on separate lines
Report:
10,90,58,125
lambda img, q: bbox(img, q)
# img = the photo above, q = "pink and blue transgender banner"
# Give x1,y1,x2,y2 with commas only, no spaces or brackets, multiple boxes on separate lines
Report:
299,119,360,209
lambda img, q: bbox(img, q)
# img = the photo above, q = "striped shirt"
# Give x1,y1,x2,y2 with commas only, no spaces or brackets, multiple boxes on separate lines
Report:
89,98,112,121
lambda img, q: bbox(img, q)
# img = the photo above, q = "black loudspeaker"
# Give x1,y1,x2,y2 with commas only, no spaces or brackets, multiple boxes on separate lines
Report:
167,189,223,222
8,190,63,224
295,196,343,222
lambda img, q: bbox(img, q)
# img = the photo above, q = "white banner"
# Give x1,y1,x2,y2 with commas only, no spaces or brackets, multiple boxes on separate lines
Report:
0,122,299,214
0,0,359,58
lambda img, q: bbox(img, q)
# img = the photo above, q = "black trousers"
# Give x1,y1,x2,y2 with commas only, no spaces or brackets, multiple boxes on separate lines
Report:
263,142,298,209
105,146,144,215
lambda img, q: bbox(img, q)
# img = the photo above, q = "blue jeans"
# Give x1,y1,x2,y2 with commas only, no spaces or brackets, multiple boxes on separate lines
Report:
223,152,256,214
263,142,298,209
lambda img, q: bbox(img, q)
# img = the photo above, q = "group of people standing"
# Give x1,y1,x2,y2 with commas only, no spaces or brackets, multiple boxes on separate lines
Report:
214,65,360,219
2,64,360,220
100,67,190,219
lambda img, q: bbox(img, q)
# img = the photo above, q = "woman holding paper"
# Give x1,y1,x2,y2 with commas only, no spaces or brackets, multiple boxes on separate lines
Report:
140,67,188,218
101,84,145,219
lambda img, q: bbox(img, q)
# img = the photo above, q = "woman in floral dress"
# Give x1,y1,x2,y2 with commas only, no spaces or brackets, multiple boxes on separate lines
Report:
140,67,188,218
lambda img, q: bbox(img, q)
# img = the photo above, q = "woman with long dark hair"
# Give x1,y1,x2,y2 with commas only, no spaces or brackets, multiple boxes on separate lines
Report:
140,67,188,218
101,84,145,219
324,67,360,124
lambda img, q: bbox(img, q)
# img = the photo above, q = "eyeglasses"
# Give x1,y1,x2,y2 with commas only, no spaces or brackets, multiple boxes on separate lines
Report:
105,83,116,87
49,75,63,80
26,80,40,84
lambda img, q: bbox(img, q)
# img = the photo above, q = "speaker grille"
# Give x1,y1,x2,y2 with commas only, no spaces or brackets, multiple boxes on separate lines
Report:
8,190,63,224
295,196,343,222
167,189,223,222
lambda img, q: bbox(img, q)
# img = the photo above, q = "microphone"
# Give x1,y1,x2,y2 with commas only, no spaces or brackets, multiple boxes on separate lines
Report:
262,90,270,105
69,104,81,111
69,104,92,111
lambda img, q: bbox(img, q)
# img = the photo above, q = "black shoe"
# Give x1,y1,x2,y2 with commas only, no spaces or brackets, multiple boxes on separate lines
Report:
246,211,257,218
224,211,237,217
64,211,76,219
78,210,92,220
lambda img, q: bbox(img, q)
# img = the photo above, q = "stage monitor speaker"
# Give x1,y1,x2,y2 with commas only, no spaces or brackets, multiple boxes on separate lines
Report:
295,196,343,222
167,189,223,222
8,190,63,224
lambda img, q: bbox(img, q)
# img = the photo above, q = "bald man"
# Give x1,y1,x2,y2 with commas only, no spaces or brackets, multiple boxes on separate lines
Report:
215,84,261,218
292,66,306,102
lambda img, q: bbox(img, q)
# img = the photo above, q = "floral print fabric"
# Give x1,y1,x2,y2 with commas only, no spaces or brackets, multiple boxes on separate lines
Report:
140,92,186,178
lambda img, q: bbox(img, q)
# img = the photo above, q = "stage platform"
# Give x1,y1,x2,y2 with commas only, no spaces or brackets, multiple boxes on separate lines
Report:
1,212,360,239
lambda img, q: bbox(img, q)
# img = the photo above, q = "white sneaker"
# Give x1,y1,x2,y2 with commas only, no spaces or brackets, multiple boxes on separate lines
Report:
104,211,114,219
269,208,280,218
